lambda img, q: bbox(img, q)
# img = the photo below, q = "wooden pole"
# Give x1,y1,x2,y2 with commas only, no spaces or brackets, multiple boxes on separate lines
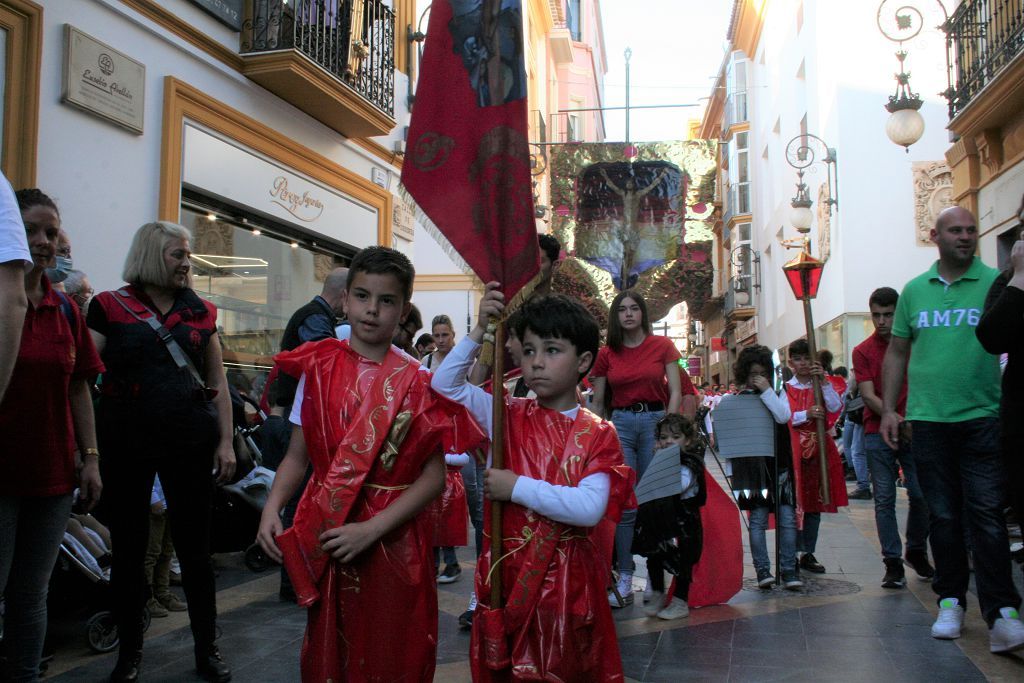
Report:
489,322,506,608
801,296,831,506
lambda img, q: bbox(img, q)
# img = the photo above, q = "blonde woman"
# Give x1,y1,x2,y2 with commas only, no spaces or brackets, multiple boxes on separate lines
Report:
87,222,234,683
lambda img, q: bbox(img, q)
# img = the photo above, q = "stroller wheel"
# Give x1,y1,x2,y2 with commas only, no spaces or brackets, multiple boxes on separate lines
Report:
86,612,119,653
244,543,273,573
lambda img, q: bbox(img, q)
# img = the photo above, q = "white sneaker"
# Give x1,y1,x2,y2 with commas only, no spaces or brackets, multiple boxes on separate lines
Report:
931,597,965,639
990,607,1024,653
608,572,634,608
643,591,665,617
656,597,689,620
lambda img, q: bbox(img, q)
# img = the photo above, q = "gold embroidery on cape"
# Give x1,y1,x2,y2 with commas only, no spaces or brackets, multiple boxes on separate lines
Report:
378,411,414,471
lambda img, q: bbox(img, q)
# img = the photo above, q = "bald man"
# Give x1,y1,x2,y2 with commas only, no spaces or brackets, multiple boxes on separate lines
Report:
880,206,1024,650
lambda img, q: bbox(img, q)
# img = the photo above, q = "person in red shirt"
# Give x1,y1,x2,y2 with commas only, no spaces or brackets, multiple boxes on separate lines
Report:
853,286,933,589
591,289,681,606
0,189,103,682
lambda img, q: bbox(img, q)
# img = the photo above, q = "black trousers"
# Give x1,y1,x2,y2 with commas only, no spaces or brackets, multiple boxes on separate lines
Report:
101,447,218,655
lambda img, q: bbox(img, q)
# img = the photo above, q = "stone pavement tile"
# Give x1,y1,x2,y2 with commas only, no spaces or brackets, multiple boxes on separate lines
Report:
890,652,987,682
797,605,879,636
730,609,804,635
727,664,814,682
643,658,731,682
618,630,660,679
730,645,811,668
732,629,807,651
230,639,302,682
436,611,471,665
804,633,887,653
655,619,735,650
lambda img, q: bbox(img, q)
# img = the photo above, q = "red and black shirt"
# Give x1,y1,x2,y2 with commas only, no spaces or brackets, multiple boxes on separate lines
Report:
87,285,220,453
0,276,104,497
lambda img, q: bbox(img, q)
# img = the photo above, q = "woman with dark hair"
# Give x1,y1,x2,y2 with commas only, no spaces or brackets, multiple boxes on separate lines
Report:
0,189,104,682
87,221,235,682
591,289,681,605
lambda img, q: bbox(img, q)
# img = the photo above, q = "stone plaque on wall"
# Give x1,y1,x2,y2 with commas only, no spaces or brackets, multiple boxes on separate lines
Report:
393,199,416,241
913,161,954,246
188,0,243,31
62,26,145,134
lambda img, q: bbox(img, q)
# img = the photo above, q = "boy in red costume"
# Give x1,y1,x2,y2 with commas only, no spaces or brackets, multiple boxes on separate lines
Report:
256,247,484,682
432,284,634,681
785,339,849,575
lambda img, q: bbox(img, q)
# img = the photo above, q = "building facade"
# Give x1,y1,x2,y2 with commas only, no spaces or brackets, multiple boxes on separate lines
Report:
944,0,1024,267
2,0,421,391
695,0,954,381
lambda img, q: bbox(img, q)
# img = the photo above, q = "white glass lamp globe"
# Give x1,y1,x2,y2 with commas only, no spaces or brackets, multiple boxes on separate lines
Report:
886,108,925,149
790,204,814,231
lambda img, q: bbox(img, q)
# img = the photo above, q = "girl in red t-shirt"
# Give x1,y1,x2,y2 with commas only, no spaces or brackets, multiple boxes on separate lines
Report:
591,290,681,606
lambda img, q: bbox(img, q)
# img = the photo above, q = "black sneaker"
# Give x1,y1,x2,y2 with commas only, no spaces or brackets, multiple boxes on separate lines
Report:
782,571,804,590
904,549,935,580
848,488,873,500
799,553,826,574
458,609,474,629
756,570,774,589
881,557,907,588
437,564,462,584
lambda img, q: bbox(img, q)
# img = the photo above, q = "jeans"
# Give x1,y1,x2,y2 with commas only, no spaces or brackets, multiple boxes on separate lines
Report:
865,432,929,560
611,409,664,573
912,418,1020,625
461,461,485,557
843,422,868,491
798,512,821,555
749,503,797,575
434,546,458,567
0,494,74,682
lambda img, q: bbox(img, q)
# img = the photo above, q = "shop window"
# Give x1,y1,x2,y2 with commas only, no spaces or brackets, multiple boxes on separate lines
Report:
180,203,352,397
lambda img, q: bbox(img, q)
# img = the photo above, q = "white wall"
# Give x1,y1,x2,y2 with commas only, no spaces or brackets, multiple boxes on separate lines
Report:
36,0,403,293
746,0,950,362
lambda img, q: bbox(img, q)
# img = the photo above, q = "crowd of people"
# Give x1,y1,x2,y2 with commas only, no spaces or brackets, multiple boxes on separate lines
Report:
1,164,1023,683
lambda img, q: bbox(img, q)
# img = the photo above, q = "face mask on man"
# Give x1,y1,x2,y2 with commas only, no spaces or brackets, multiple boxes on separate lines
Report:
46,255,74,284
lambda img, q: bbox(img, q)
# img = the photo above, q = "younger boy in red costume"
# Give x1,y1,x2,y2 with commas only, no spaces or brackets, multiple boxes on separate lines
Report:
256,247,484,682
785,339,849,574
432,284,634,681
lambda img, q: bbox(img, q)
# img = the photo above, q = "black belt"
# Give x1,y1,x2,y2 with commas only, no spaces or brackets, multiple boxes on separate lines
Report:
614,401,665,413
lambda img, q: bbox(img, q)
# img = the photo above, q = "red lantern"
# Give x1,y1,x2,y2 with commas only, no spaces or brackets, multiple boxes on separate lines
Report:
782,250,825,300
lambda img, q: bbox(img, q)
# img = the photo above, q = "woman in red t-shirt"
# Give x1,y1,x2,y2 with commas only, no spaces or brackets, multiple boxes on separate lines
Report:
0,189,104,681
591,290,681,606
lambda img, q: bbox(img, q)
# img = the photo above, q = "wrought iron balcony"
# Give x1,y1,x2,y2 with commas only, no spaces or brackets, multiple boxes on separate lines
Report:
946,0,1024,119
241,0,396,138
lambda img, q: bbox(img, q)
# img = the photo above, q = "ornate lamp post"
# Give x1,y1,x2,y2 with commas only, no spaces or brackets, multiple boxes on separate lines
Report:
781,133,838,505
876,0,951,150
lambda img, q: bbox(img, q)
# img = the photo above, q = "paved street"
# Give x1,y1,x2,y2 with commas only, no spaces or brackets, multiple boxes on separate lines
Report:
45,486,1024,682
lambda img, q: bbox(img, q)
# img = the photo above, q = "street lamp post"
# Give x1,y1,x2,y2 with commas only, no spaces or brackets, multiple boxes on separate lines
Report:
876,0,951,150
781,133,838,505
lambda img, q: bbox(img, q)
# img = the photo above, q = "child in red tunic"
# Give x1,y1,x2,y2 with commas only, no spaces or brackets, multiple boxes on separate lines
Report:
432,285,634,682
256,247,484,683
784,338,849,575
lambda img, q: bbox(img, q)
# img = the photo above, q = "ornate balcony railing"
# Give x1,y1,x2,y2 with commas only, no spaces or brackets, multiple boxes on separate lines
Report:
242,0,395,118
946,0,1024,118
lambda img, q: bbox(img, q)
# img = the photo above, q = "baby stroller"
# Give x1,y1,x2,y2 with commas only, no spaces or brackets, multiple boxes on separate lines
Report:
211,387,277,573
47,529,151,653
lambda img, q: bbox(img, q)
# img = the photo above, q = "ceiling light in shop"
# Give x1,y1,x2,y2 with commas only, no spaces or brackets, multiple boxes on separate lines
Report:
207,213,217,221
191,254,269,269
251,229,261,236
291,242,299,249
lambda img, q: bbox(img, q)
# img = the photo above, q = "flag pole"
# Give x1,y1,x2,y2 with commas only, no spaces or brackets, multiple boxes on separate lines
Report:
489,320,506,609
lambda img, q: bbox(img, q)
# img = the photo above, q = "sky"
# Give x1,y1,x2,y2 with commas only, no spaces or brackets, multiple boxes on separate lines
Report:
598,0,735,142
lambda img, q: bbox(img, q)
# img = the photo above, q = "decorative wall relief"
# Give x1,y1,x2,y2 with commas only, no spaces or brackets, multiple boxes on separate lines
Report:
912,161,954,245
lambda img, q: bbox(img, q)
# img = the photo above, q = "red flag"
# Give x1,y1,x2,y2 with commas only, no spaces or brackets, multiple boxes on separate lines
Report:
401,0,540,302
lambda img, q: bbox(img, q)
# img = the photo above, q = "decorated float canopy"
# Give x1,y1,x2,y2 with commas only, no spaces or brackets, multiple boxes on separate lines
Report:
549,140,717,326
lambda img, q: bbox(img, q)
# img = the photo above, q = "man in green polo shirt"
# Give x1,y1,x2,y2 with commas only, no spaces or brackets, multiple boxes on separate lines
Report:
881,206,1024,653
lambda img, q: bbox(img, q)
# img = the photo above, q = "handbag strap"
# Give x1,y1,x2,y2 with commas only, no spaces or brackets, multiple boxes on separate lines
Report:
110,288,206,388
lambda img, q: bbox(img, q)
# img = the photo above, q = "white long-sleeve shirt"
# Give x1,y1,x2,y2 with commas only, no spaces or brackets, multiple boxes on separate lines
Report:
431,336,610,527
787,376,842,426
